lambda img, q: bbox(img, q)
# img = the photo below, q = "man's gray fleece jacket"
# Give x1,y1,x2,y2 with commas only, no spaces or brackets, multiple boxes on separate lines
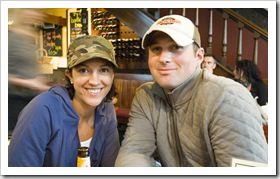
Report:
115,68,268,167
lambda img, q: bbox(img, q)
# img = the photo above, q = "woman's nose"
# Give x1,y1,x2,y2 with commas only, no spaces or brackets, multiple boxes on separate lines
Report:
88,72,100,85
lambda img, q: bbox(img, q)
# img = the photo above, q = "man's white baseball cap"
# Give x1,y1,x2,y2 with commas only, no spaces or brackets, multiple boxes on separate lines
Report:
142,15,201,49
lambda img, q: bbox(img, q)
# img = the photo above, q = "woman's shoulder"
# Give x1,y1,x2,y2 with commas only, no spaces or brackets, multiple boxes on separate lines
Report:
253,80,266,87
32,85,71,105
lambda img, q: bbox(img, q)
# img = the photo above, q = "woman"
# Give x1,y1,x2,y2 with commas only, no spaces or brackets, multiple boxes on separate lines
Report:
233,59,267,106
8,35,120,167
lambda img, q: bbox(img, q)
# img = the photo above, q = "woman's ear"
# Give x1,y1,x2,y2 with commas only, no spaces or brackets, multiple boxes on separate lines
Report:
65,69,73,82
240,71,245,80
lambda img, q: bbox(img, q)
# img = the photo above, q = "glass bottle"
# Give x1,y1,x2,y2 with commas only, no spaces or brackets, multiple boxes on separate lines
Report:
77,147,91,167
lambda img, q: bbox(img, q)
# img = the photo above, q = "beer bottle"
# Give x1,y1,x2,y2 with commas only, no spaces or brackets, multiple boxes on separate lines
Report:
77,147,91,167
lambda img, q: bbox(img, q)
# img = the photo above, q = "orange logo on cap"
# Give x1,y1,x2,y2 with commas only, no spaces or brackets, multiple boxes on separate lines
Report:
157,17,181,25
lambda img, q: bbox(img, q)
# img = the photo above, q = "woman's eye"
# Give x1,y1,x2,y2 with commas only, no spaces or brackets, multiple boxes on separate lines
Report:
78,68,89,73
100,68,110,73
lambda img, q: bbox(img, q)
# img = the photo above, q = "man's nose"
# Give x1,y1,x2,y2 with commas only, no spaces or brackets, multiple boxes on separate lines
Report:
158,50,172,64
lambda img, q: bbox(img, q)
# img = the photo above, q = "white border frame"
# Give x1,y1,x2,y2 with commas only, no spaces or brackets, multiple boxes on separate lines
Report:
1,1,277,176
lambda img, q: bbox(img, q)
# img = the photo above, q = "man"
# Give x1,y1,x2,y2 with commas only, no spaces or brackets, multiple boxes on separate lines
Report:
201,54,217,74
115,15,267,167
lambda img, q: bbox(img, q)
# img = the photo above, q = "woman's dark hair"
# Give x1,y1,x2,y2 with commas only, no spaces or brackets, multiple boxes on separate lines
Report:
235,59,263,83
65,68,118,102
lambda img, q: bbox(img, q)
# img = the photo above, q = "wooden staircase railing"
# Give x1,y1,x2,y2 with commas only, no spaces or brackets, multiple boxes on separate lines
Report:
142,8,268,81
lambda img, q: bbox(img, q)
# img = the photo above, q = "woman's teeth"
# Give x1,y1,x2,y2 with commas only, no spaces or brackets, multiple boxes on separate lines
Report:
88,89,101,94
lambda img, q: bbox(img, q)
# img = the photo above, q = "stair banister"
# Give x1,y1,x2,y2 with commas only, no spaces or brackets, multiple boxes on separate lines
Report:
237,21,244,61
206,8,213,55
253,31,260,65
195,8,199,28
221,11,229,66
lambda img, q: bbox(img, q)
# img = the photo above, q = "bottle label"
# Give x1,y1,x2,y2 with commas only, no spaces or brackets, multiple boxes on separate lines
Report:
77,156,91,167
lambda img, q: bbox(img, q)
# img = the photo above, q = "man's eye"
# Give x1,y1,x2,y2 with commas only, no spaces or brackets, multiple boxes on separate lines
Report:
170,45,182,51
150,46,161,53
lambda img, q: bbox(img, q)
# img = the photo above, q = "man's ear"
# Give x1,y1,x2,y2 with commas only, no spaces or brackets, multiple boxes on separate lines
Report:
196,48,205,65
213,63,217,69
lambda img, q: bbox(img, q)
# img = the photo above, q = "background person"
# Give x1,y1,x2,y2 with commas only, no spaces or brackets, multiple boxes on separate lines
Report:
9,35,120,167
8,8,51,131
115,15,267,167
201,54,217,74
233,59,268,106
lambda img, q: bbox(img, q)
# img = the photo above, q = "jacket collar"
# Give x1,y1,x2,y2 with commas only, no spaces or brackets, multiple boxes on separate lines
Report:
152,67,202,108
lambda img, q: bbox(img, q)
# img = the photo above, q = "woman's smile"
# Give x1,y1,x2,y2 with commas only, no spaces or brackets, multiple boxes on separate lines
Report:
87,88,102,95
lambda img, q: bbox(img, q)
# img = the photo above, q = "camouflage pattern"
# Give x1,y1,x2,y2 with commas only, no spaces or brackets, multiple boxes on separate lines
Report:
67,35,118,68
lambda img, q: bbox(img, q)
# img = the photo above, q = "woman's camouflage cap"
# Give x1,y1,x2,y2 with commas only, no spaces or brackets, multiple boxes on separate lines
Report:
67,35,118,68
